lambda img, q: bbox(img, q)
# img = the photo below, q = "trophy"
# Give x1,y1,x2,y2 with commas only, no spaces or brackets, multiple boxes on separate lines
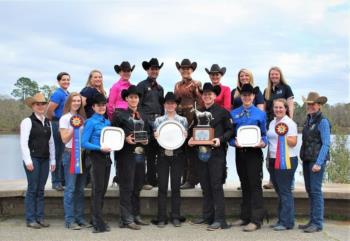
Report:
132,118,148,143
192,102,214,145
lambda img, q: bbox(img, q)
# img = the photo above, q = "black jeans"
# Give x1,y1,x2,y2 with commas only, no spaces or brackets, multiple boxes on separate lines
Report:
118,152,145,224
198,149,226,223
146,139,158,186
236,148,264,226
183,145,199,185
90,151,111,231
157,150,184,222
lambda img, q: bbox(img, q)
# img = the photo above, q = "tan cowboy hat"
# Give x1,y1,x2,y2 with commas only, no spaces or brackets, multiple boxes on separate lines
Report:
302,91,328,105
25,92,47,108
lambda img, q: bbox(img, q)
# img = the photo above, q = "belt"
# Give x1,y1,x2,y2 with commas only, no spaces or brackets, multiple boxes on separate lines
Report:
65,147,72,152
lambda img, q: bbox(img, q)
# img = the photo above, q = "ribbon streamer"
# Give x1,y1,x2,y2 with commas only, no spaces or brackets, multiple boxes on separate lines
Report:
70,115,84,174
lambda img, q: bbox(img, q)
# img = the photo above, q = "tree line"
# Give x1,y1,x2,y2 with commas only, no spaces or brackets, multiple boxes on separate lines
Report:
1,77,349,133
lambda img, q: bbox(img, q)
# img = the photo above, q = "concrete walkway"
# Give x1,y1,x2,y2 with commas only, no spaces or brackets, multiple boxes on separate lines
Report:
0,217,349,241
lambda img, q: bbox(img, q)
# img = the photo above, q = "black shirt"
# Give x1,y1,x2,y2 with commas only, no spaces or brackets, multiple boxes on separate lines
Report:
264,84,294,123
137,77,164,116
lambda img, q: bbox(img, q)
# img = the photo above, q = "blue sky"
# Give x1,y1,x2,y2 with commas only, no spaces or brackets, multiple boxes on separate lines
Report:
0,0,349,104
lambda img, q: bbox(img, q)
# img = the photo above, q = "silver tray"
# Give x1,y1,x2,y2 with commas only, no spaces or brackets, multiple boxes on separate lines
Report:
156,120,186,150
237,125,261,147
100,127,125,151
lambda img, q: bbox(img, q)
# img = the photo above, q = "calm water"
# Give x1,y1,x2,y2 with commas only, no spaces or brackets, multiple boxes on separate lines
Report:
0,134,314,184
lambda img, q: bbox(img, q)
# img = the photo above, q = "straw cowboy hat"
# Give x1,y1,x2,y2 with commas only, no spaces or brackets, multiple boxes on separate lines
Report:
302,92,328,105
25,92,47,108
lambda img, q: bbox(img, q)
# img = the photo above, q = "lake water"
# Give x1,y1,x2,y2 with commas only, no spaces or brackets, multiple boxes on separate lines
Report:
1,134,347,184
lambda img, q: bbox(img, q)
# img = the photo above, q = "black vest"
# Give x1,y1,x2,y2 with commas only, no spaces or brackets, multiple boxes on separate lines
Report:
300,112,330,162
28,113,51,159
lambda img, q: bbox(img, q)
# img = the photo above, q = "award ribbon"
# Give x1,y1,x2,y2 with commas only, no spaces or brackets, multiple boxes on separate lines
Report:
274,122,291,170
70,115,84,174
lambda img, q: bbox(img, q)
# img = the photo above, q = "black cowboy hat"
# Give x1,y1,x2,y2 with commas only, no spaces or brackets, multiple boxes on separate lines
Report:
175,59,197,71
142,58,164,70
239,84,260,95
114,61,135,74
121,85,142,101
201,82,221,96
162,92,181,105
92,92,107,105
205,64,226,76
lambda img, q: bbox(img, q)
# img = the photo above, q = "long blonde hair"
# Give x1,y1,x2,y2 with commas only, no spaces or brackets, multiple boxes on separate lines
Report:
264,66,288,100
85,69,106,96
233,68,255,98
63,92,86,119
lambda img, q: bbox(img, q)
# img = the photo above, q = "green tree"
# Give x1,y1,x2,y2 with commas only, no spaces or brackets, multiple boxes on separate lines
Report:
40,85,57,100
11,77,39,101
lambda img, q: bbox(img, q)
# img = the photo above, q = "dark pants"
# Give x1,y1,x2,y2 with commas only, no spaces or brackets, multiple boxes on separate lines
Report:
157,150,184,222
146,139,158,186
51,120,65,187
236,148,264,226
303,161,326,229
183,145,199,185
24,158,50,223
198,149,226,224
118,152,145,224
270,157,298,228
90,151,111,231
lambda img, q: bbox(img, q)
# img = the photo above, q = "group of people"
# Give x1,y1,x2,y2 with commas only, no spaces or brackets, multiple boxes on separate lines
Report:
20,58,331,234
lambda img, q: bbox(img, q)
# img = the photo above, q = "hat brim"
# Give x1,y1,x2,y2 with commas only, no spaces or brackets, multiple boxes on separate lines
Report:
25,97,47,108
114,65,135,74
302,96,328,104
142,61,164,71
206,67,226,76
176,62,197,71
121,90,142,101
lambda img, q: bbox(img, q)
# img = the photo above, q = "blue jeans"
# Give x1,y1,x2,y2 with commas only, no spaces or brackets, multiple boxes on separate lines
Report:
24,158,50,223
62,150,87,226
303,161,325,229
51,120,65,186
270,157,298,229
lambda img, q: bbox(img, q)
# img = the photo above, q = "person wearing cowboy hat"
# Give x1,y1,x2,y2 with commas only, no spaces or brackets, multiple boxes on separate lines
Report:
107,61,135,119
189,83,234,231
20,92,56,229
111,85,151,230
136,58,165,190
205,64,231,111
152,92,188,228
298,92,331,233
230,84,268,232
81,93,112,233
174,58,203,189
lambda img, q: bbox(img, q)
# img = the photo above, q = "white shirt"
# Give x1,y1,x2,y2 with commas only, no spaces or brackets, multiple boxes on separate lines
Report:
267,115,298,158
59,112,84,148
20,113,56,166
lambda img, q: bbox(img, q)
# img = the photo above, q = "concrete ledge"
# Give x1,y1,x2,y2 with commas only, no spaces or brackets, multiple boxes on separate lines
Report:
1,180,349,219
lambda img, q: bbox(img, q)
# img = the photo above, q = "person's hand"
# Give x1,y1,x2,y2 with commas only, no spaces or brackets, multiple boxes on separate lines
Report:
26,163,34,172
154,131,159,139
235,138,242,148
50,164,56,172
254,139,266,148
212,138,220,147
126,134,136,145
312,164,321,172
188,137,195,147
183,131,188,138
100,145,112,153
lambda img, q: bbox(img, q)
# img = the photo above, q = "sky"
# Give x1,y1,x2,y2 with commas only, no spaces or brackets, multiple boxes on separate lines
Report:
0,0,349,104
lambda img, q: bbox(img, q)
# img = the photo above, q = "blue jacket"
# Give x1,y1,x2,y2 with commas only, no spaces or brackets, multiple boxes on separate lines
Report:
82,113,111,151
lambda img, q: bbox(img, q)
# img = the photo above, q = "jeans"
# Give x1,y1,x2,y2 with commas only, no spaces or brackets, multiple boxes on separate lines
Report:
51,120,65,186
24,158,50,223
236,148,264,225
62,150,87,226
270,157,298,228
157,151,184,222
303,161,326,229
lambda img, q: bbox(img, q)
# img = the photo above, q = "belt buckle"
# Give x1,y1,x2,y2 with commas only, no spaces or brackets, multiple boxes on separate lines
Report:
164,149,173,156
134,146,144,154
